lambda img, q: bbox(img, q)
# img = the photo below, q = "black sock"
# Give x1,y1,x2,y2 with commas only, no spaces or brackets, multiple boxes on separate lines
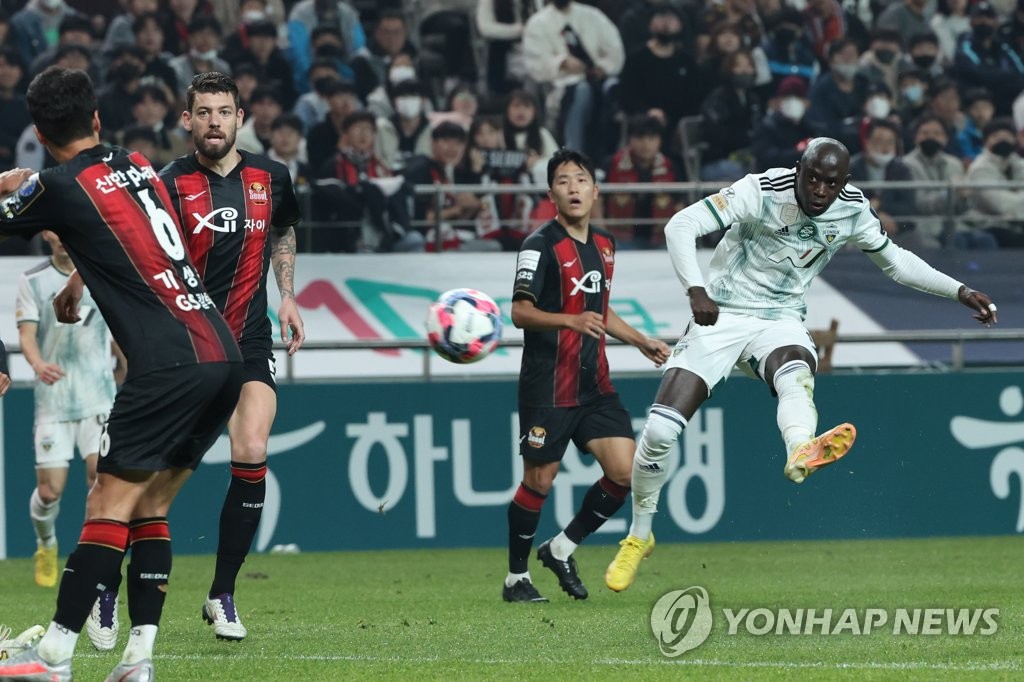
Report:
53,520,128,632
210,461,266,598
127,517,171,626
507,483,546,574
564,477,630,544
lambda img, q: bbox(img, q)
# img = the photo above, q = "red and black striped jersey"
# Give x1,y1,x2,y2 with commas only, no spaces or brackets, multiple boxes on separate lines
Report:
159,151,300,343
0,144,240,376
512,220,617,408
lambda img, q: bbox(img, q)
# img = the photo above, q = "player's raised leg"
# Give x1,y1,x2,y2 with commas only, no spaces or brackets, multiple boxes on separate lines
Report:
205,381,276,640
30,461,68,588
504,459,556,603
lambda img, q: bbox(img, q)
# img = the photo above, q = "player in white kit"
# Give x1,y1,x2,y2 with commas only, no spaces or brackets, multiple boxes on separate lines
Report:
604,138,999,592
16,230,124,591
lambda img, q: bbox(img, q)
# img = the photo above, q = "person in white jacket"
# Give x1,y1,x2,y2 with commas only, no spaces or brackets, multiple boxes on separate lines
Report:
475,0,544,92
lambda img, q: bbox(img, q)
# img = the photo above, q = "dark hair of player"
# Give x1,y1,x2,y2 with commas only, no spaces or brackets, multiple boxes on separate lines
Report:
547,148,596,188
186,71,239,114
26,66,97,148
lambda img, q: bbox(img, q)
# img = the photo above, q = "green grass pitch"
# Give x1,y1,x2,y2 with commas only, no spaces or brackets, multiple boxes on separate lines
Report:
1,536,1021,680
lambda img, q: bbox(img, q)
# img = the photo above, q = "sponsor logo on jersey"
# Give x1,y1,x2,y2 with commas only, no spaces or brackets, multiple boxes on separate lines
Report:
781,203,800,224
601,246,614,264
774,225,790,237
797,223,817,240
562,258,577,268
185,190,207,201
570,270,603,296
516,249,541,272
191,206,239,233
527,426,546,448
248,181,268,205
709,193,728,211
824,223,840,244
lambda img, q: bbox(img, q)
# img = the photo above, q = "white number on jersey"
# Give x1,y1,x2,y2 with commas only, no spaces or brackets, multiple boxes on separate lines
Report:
138,188,185,261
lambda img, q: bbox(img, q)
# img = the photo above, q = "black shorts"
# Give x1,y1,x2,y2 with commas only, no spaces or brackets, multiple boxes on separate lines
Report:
518,393,635,463
240,332,277,392
98,362,243,473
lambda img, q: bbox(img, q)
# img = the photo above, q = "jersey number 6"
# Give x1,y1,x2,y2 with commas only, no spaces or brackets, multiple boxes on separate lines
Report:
138,188,185,262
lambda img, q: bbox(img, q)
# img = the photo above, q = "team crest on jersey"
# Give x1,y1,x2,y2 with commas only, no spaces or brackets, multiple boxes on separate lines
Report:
601,246,614,264
797,223,817,240
780,203,800,224
823,223,840,244
248,182,268,205
527,426,546,448
40,437,53,452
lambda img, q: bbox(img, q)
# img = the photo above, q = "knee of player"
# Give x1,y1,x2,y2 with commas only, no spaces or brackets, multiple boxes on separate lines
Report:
639,406,687,456
36,483,62,504
772,360,815,398
231,437,268,463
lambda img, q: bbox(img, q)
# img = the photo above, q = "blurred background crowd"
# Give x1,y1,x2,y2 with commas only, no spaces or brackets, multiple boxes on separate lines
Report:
0,0,1022,253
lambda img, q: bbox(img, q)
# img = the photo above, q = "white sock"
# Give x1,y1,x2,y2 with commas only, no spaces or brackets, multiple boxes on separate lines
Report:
628,406,686,540
121,625,158,665
773,361,817,455
548,531,577,561
37,621,78,664
30,488,60,546
505,571,530,588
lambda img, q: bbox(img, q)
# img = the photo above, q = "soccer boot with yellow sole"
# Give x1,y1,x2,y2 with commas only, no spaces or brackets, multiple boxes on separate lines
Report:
33,543,57,588
785,423,857,483
605,533,655,592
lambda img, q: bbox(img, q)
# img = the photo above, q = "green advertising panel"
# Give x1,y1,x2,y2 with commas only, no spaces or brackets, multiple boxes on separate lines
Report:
2,371,1023,558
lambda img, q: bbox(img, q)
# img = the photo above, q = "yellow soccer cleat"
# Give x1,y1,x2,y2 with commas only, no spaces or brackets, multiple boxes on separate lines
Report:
605,533,655,593
33,542,58,588
785,423,857,484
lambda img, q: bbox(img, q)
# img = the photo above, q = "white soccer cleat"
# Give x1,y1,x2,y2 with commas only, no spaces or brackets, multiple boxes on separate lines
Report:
0,624,45,661
202,594,247,641
87,590,120,651
0,645,71,681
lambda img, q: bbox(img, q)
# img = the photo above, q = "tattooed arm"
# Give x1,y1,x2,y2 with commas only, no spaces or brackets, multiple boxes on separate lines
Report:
270,225,304,354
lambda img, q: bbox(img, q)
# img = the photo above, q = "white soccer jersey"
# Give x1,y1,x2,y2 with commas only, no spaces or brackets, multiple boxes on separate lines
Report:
696,168,890,320
15,261,116,423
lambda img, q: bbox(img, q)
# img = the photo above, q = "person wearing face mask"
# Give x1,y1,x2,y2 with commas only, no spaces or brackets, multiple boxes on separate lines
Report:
807,38,869,153
954,1,1024,116
751,76,824,170
10,0,83,66
760,8,818,95
903,32,945,80
895,66,929,138
859,28,903,99
292,58,342,131
619,4,701,140
366,50,418,118
965,118,1024,247
350,9,416,101
375,79,433,172
930,0,971,65
168,16,232,98
849,118,916,238
700,50,764,180
957,88,996,161
857,82,897,149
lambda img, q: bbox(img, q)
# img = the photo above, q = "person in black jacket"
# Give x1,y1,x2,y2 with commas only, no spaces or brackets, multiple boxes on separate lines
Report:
751,75,825,170
700,49,763,180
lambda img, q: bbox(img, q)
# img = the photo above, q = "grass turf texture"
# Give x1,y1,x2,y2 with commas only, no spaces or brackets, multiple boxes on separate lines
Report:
1,536,1021,680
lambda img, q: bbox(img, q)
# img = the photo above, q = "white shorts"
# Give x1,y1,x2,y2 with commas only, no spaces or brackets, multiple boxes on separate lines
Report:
34,414,108,469
664,311,817,392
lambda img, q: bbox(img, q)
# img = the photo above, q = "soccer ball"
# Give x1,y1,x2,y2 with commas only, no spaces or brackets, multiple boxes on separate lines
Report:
425,288,503,364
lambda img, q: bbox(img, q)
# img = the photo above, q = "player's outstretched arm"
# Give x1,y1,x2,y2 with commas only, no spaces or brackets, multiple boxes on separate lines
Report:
957,285,998,326
270,225,304,355
52,269,84,324
510,299,605,338
606,307,670,367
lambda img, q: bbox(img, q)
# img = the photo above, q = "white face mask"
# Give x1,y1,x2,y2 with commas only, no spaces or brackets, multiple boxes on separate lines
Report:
866,97,891,119
779,97,806,121
389,65,416,85
395,96,422,118
191,48,219,62
870,151,895,166
242,10,267,23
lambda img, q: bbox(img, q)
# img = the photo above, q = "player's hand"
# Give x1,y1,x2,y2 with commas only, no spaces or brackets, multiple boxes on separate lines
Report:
568,311,605,339
638,336,671,368
0,167,33,196
53,271,84,323
278,297,305,355
689,287,719,326
0,371,10,397
32,362,64,385
958,286,998,326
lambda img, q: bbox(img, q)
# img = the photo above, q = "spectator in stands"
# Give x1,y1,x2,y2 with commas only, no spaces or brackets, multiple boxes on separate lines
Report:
751,75,822,170
602,114,682,249
125,83,188,167
930,0,970,65
926,78,967,158
351,9,415,102
307,79,361,175
219,0,273,65
10,0,83,66
0,11,12,51
876,0,931,48
287,0,365,75
429,84,478,131
26,14,96,82
160,0,212,56
904,31,945,78
700,49,763,180
403,121,492,251
954,1,1024,116
802,0,845,62
51,43,90,77
502,88,558,186
522,0,624,160
460,114,531,250
103,0,157,53
376,79,432,172
233,62,258,110
97,46,146,135
858,28,904,100
236,86,283,155
120,124,159,160
313,110,417,253
620,3,701,140
365,49,416,119
268,113,311,190
132,12,179,95
168,16,231,97
704,0,764,51
293,57,341,131
859,82,897,149
230,19,297,109
895,66,929,133
850,118,916,237
475,0,543,93
965,118,1024,247
760,7,818,94
998,0,1024,63
903,114,994,249
958,88,995,161
306,24,356,81
0,46,28,172
807,37,869,154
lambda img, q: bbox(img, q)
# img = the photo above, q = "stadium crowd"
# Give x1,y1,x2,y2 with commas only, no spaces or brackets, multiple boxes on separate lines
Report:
0,0,1022,253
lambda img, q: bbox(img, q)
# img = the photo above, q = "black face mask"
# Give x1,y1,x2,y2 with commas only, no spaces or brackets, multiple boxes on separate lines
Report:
774,28,797,45
919,138,943,157
991,140,1015,157
973,24,996,40
912,55,936,69
552,0,571,9
652,31,681,46
874,49,897,65
732,73,755,89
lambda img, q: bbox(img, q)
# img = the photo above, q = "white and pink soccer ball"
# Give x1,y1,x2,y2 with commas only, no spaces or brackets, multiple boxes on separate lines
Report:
425,288,503,364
